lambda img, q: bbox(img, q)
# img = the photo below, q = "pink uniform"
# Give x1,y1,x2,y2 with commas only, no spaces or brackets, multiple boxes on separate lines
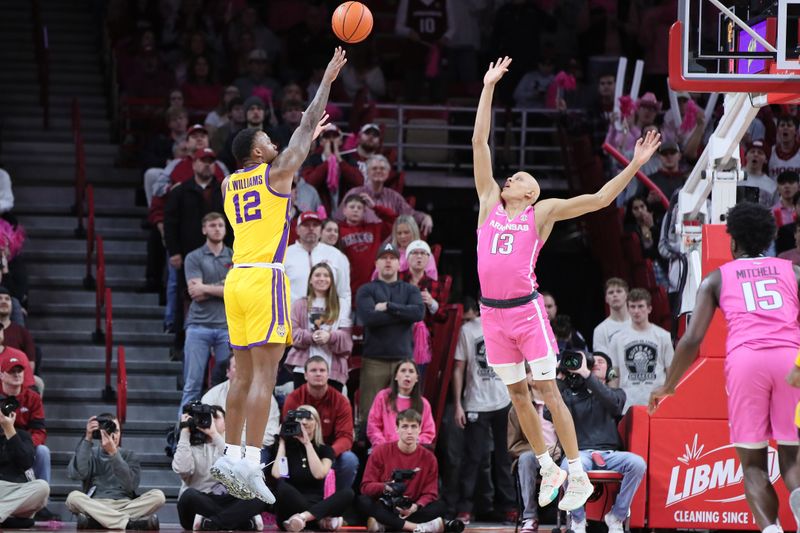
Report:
719,256,800,443
476,202,557,367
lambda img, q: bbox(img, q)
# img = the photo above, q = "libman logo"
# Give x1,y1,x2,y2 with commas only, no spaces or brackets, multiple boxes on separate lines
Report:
666,434,780,506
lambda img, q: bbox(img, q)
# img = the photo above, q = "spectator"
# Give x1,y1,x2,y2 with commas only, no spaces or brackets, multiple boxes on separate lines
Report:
641,141,687,218
220,95,267,170
0,288,36,377
302,124,363,210
777,192,800,255
282,357,358,491
181,55,222,115
204,85,240,134
608,289,674,412
66,415,165,530
512,56,555,109
543,292,587,350
356,243,424,420
174,405,265,531
593,278,631,354
773,171,800,228
321,219,340,247
336,155,433,236
284,4,338,83
340,124,401,192
451,298,514,525
778,224,800,266
541,291,557,321
267,98,305,150
605,92,661,160
738,140,775,208
125,47,175,101
768,115,800,179
509,364,561,533
554,351,646,533
285,263,353,391
233,48,280,100
0,330,37,396
584,72,616,152
141,107,188,205
0,353,54,521
340,45,386,101
623,197,668,286
201,358,280,464
228,7,284,68
270,405,354,532
0,405,48,528
0,168,14,215
356,409,451,533
661,93,707,157
287,178,323,243
391,216,438,280
285,212,351,310
368,360,435,447
339,195,397,300
178,213,233,415
210,97,245,155
164,149,231,344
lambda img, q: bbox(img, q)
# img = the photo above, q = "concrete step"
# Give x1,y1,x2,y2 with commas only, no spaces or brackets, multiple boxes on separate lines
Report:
25,238,146,254
32,302,163,320
46,401,179,421
3,140,117,157
2,92,107,109
26,225,146,241
28,262,145,279
29,275,149,292
51,468,180,489
28,316,163,332
30,289,158,306
6,165,140,188
46,372,178,390
45,356,178,371
23,248,146,265
30,330,172,346
5,125,109,144
18,213,144,230
0,101,107,120
15,186,136,208
16,206,146,219
0,70,105,86
47,386,180,403
1,148,113,167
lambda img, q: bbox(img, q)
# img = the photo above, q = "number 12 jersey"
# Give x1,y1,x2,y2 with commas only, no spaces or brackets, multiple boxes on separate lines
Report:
719,256,800,353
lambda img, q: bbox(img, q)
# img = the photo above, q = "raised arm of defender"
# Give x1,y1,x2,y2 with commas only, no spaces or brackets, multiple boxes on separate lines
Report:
271,47,347,185
473,57,512,215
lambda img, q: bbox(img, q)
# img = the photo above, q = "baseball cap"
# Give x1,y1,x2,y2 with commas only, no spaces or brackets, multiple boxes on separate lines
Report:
243,95,265,111
405,240,431,259
192,148,216,161
186,124,208,136
658,141,680,154
676,91,691,100
297,211,322,227
248,48,268,62
376,242,400,260
321,123,341,137
0,356,24,373
746,139,767,153
360,123,380,135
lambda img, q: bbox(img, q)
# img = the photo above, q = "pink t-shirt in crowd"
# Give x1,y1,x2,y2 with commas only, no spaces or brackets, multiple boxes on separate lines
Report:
366,388,435,446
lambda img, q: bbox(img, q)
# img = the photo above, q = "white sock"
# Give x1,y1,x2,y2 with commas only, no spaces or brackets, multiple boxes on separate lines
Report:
568,457,585,475
224,444,242,460
763,524,781,533
245,445,262,466
537,451,555,470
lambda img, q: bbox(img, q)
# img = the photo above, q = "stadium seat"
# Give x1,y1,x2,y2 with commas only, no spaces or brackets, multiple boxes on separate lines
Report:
404,118,450,166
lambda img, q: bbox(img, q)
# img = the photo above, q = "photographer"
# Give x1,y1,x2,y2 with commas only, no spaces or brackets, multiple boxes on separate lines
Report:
552,352,646,533
357,409,455,533
66,414,165,530
174,403,266,531
0,405,48,528
270,405,353,532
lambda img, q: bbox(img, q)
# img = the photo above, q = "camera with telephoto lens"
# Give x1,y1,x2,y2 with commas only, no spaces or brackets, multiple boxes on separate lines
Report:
280,409,313,438
0,396,18,417
91,416,117,440
379,469,417,511
179,402,214,446
558,350,594,389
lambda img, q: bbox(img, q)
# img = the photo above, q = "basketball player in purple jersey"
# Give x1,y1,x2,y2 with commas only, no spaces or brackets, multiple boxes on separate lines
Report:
473,56,661,511
650,203,800,533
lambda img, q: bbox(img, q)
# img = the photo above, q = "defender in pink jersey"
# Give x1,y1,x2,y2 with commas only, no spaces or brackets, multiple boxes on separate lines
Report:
650,203,800,533
472,57,661,513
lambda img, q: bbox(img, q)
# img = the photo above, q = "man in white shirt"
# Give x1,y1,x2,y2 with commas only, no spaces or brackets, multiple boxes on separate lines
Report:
284,211,351,310
608,288,674,412
738,140,777,208
592,278,631,354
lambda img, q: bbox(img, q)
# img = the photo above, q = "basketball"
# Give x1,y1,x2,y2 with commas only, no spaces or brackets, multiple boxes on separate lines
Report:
331,1,373,44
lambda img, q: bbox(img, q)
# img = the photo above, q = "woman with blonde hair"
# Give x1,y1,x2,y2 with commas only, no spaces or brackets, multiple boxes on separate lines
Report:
373,215,439,281
272,405,354,532
285,263,352,391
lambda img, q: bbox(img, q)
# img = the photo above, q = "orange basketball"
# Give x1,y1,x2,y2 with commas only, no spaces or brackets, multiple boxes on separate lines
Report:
331,1,373,44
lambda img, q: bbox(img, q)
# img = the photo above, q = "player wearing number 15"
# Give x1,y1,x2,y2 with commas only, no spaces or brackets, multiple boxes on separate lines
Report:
472,57,661,512
650,203,800,533
211,47,347,504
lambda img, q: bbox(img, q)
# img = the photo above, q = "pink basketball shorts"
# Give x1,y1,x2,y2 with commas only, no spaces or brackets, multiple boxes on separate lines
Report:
725,344,800,445
480,296,558,383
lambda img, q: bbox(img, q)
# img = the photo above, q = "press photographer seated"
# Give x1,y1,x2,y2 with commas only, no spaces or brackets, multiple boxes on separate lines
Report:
66,414,165,530
173,403,267,531
270,405,354,532
550,351,647,533
357,409,460,533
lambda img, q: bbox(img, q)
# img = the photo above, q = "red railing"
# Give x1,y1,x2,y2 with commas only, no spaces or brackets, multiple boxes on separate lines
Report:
93,235,105,343
32,0,49,129
116,345,127,423
83,185,95,289
602,142,670,210
73,98,87,237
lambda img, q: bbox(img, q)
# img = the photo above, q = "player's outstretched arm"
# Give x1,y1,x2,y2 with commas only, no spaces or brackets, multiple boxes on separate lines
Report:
538,131,661,224
272,47,347,186
648,271,720,414
472,57,511,210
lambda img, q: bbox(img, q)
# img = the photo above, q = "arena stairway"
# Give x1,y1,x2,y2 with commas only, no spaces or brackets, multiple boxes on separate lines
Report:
0,0,183,522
